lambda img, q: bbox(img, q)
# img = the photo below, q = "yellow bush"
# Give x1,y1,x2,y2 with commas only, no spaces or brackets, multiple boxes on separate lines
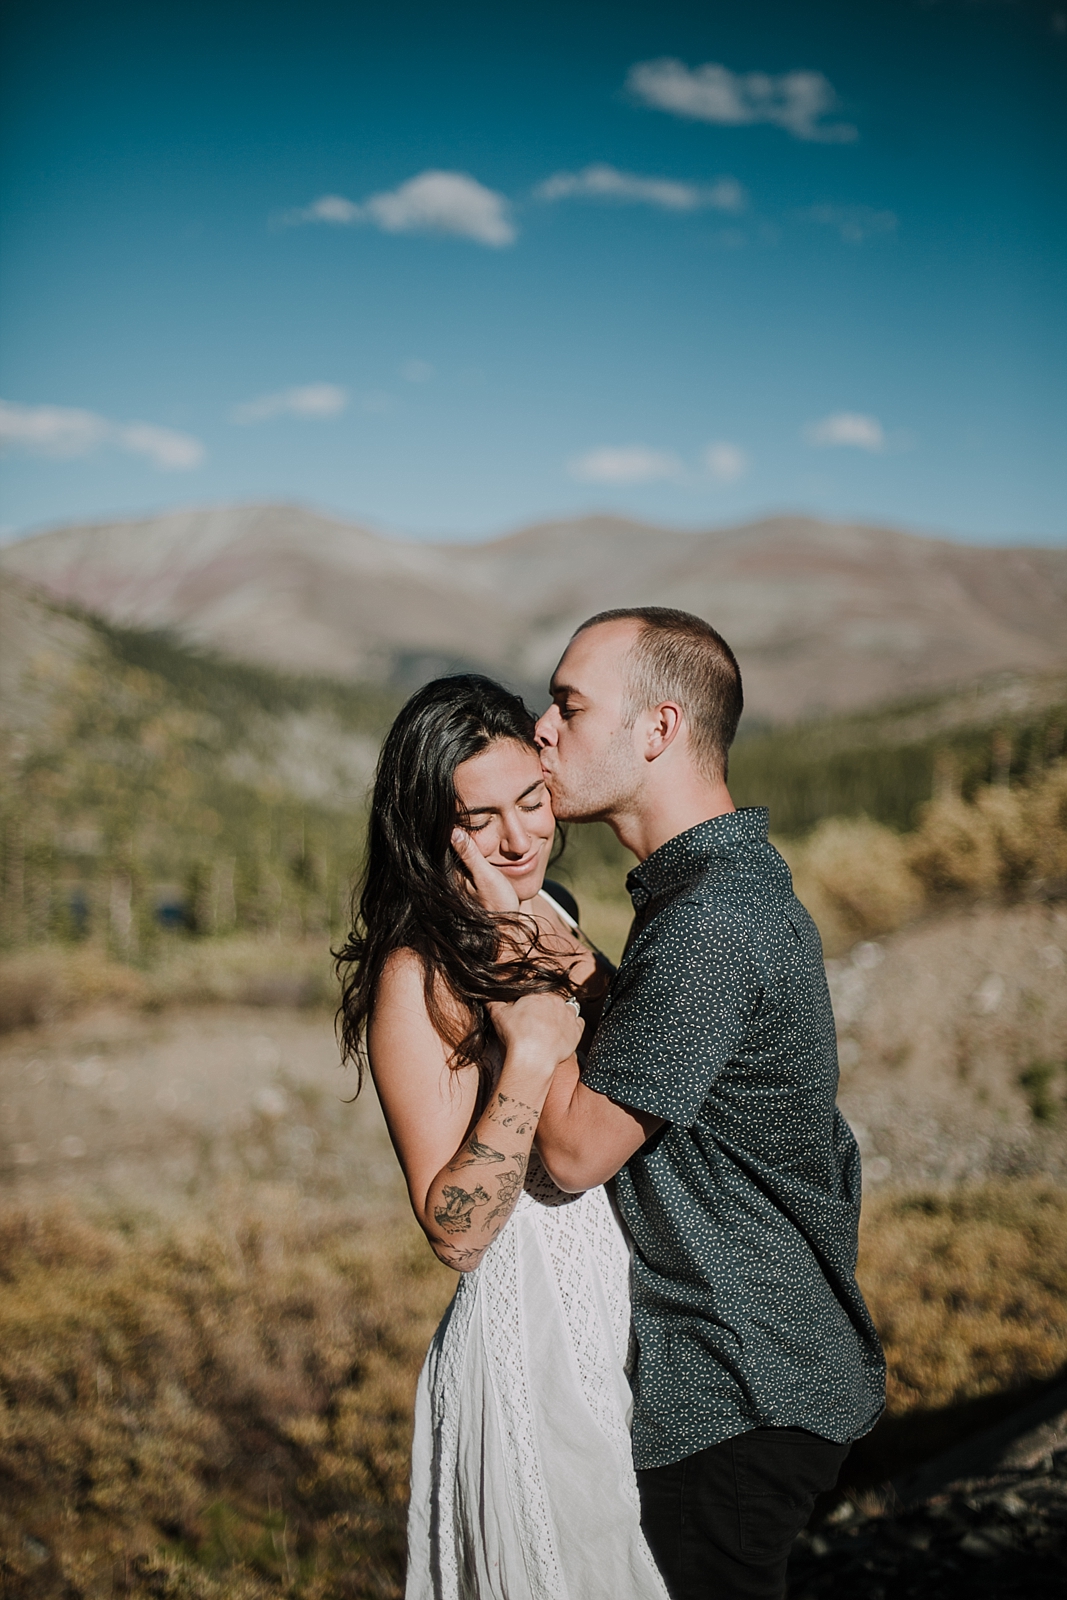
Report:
3,1185,1063,1595
0,945,147,1032
859,1181,1067,1418
0,936,339,1035
780,763,1067,953
781,817,923,954
908,761,1067,896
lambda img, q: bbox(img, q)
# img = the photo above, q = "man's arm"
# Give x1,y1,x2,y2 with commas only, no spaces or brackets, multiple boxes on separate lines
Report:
536,1054,664,1192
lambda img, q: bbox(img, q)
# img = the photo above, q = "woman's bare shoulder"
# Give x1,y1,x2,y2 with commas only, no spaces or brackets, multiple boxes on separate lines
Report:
377,945,425,995
373,947,467,1035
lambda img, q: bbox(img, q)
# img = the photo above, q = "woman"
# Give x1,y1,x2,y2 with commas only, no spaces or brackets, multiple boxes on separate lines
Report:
336,675,668,1600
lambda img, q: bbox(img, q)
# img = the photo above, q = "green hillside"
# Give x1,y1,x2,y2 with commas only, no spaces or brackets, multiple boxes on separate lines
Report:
730,672,1067,835
2,585,1064,959
0,598,401,954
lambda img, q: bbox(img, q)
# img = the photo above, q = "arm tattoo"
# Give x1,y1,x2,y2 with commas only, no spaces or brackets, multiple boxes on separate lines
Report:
451,1133,506,1170
485,1164,523,1226
434,1184,490,1234
493,1091,538,1136
440,1245,485,1268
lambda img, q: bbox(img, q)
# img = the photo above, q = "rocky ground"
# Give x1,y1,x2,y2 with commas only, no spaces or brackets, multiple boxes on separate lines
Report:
790,1386,1067,1598
830,899,1067,1188
4,899,1064,1209
0,1002,405,1216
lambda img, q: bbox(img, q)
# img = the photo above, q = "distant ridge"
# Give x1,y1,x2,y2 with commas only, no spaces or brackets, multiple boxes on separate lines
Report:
3,504,1065,722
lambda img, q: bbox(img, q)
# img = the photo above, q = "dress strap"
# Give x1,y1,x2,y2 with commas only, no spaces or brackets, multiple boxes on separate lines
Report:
537,887,614,970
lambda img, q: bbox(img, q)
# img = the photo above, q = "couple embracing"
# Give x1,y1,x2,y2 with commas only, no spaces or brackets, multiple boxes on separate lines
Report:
337,608,885,1600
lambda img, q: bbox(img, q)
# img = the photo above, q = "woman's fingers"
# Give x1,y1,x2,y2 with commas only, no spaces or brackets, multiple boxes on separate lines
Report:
451,827,521,914
488,992,584,1064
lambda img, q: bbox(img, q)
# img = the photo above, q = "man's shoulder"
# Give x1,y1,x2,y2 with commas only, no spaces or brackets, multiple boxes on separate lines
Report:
624,863,817,991
617,890,761,999
645,848,793,930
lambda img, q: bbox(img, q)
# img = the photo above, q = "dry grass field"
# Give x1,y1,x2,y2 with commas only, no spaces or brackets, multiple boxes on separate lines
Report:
1,1172,1064,1599
1,939,1066,1598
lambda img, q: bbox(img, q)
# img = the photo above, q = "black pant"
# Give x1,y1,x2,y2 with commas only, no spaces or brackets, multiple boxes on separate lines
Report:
637,1427,849,1600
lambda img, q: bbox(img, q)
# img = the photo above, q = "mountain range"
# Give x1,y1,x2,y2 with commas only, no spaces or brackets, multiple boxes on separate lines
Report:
3,504,1065,722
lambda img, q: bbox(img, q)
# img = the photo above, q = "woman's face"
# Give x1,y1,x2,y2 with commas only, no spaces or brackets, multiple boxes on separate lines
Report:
453,738,556,903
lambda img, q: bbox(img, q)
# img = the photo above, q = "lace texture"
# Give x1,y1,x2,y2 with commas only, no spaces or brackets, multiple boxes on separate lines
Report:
406,1151,669,1600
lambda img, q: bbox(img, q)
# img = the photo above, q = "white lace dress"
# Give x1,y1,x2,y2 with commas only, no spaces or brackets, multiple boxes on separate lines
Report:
405,1149,669,1600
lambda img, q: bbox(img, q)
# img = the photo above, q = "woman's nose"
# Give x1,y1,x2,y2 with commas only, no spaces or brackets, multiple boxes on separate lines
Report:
498,814,532,857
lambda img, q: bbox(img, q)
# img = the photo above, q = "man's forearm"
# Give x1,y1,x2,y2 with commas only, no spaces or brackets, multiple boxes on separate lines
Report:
534,1056,588,1192
536,1059,662,1192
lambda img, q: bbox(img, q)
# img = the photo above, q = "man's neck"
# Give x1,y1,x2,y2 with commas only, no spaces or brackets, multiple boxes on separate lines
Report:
608,782,736,863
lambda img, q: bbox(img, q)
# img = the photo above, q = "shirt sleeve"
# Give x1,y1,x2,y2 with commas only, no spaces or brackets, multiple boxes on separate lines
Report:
582,895,762,1129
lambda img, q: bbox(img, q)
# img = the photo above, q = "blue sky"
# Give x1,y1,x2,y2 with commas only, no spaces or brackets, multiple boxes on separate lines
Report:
1,0,1065,543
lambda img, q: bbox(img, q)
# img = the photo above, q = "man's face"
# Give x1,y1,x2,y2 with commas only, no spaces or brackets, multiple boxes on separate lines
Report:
535,620,644,821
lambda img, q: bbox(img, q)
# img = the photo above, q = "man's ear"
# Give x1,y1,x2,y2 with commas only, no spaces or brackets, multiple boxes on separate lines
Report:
642,702,684,762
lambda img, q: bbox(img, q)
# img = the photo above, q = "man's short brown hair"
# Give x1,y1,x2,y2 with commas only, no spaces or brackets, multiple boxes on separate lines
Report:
575,607,743,781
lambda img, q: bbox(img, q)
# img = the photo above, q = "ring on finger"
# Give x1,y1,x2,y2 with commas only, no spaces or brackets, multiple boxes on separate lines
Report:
565,996,581,1017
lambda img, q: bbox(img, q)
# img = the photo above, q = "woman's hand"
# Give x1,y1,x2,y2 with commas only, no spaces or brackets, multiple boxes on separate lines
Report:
488,991,584,1075
451,826,522,914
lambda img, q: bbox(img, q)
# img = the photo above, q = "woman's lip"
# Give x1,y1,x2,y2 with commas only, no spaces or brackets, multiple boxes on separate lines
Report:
492,849,543,874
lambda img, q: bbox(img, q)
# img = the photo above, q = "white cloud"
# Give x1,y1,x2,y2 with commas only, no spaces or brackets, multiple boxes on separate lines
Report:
115,423,204,470
535,163,746,213
704,441,749,483
365,171,514,245
0,399,204,470
231,383,349,425
285,170,515,247
0,401,108,457
805,412,886,451
627,58,857,143
803,204,898,243
297,194,363,224
568,445,682,485
401,359,435,383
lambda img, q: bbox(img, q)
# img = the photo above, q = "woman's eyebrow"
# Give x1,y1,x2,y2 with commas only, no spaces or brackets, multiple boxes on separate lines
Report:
464,778,546,815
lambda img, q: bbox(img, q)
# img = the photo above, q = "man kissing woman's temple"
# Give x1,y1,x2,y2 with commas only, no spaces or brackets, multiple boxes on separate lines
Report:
335,607,885,1600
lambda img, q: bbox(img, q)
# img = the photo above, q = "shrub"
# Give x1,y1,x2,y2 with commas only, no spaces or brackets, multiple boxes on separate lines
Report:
908,762,1067,896
2,1186,1064,1596
859,1181,1067,1414
781,817,923,952
0,946,147,1033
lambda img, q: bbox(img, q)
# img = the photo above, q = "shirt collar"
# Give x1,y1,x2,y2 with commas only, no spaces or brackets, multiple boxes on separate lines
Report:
626,807,770,911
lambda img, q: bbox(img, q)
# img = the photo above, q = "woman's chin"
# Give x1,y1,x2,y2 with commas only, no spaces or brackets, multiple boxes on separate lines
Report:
509,864,547,904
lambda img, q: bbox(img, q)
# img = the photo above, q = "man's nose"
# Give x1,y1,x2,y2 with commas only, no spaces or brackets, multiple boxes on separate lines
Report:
535,707,559,749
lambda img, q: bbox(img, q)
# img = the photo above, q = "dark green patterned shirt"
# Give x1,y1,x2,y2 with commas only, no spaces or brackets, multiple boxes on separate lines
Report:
582,808,885,1471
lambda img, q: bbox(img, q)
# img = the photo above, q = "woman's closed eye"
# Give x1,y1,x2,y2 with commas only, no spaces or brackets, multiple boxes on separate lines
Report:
465,800,544,832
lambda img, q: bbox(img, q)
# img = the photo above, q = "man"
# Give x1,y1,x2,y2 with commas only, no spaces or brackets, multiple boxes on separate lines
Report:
534,607,885,1600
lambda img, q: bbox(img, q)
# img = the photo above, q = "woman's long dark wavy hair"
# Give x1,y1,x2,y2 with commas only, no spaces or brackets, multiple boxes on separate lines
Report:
335,674,573,1098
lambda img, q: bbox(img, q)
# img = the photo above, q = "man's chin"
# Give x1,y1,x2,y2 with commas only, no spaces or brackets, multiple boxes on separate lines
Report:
549,797,600,824
543,771,604,823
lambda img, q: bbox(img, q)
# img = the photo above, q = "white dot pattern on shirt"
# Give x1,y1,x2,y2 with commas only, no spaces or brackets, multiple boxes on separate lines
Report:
583,808,886,1472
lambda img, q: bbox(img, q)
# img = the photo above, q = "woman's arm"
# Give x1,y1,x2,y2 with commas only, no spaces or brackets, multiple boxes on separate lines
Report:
369,951,582,1271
